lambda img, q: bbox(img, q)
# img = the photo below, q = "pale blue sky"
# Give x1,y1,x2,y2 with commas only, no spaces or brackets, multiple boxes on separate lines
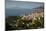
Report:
6,0,44,9
5,0,44,16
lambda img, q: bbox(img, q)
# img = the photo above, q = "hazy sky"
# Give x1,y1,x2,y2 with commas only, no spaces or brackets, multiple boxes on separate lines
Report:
6,0,44,9
5,0,44,16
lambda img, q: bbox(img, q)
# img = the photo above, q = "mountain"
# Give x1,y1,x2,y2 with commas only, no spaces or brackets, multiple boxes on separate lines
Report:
21,6,44,20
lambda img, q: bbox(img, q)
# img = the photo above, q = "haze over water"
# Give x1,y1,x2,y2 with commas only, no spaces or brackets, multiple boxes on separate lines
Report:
5,0,44,16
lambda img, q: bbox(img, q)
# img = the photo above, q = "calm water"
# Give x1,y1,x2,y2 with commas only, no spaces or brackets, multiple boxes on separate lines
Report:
5,9,33,16
5,1,43,16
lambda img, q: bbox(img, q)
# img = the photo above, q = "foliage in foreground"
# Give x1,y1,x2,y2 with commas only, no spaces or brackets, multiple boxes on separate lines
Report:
6,16,44,30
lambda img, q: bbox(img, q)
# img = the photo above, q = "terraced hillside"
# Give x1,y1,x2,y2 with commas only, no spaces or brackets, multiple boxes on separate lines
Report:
6,12,44,30
6,6,44,30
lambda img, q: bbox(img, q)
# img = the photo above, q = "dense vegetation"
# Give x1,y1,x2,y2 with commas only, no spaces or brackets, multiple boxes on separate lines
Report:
6,16,44,30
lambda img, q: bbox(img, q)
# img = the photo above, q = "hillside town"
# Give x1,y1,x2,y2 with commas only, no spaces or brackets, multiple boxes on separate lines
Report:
6,9,44,30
